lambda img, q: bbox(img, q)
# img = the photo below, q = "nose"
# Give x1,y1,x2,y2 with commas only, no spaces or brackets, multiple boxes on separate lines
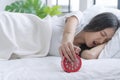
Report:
95,38,106,46
98,38,106,44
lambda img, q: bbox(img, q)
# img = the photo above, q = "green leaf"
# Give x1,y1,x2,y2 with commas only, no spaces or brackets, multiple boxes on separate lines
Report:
4,0,62,19
44,6,51,14
49,5,61,16
5,6,12,11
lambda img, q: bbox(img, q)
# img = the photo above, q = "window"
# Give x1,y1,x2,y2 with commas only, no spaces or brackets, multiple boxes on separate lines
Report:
46,0,80,13
94,0,118,8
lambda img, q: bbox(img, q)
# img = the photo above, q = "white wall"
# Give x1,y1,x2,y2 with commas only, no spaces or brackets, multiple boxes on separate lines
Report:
0,0,94,12
0,0,18,12
79,0,94,11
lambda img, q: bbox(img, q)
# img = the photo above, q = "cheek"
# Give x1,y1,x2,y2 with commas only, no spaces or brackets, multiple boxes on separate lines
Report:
85,34,96,43
87,33,98,40
86,33,100,44
85,32,99,42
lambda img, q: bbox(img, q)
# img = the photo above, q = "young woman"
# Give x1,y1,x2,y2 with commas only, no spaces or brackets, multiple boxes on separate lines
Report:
0,10,119,60
55,12,120,62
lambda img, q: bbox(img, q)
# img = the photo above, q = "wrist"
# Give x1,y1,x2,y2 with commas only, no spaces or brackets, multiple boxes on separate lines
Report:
62,33,74,42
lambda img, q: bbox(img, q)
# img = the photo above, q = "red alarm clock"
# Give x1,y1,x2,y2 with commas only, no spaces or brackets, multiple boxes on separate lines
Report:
61,54,82,73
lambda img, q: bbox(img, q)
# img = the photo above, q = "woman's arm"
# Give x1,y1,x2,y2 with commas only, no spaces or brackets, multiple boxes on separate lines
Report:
81,43,106,59
59,16,80,62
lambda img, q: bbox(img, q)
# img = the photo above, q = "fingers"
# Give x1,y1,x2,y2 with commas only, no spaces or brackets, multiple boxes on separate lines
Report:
67,43,76,61
61,46,72,62
74,46,81,54
59,43,73,62
59,42,80,62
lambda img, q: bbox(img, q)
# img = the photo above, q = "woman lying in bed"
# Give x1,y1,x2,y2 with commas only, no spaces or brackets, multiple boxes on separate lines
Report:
0,6,119,60
57,12,120,62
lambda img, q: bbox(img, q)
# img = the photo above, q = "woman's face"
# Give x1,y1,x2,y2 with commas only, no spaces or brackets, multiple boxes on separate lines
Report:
84,28,116,47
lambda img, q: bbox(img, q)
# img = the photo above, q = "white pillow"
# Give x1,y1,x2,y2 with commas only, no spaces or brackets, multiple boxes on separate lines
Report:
82,5,120,25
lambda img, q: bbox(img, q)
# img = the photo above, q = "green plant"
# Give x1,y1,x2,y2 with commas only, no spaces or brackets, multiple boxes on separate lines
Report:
5,0,62,19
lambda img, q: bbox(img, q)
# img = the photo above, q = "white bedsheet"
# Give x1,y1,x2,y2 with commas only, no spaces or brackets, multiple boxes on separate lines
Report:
0,56,120,80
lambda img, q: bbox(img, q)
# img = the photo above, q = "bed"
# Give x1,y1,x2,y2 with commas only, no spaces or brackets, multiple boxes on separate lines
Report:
0,5,120,80
0,56,120,80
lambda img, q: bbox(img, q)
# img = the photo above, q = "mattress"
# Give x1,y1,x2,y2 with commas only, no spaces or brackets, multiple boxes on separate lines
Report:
0,56,120,80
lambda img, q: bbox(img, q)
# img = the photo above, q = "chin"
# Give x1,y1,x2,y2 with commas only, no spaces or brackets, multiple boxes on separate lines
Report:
86,43,90,47
86,42,93,48
87,43,93,48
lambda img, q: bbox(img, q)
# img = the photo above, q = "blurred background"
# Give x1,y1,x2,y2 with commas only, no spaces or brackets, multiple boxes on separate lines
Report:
0,0,119,18
0,0,118,12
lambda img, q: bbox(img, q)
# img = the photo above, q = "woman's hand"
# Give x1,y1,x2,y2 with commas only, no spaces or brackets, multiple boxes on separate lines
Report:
59,42,81,62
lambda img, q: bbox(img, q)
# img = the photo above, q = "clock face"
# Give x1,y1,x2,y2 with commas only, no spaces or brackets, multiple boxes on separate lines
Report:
61,55,82,73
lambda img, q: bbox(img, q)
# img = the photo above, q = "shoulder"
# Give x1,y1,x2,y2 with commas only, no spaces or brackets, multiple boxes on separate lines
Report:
63,11,83,24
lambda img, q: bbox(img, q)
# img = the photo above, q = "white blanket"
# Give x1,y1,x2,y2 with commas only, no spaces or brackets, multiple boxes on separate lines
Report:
0,12,52,59
0,56,120,80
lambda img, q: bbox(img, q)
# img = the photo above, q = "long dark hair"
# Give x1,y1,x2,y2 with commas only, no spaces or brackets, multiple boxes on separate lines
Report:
83,12,119,32
79,12,120,56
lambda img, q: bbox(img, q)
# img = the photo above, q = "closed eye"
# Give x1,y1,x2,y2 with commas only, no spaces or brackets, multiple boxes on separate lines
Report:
101,31,111,42
100,31,106,37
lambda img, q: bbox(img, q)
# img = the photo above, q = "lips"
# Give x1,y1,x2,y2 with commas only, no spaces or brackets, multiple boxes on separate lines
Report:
93,41,96,46
93,41,101,47
87,41,97,47
90,41,96,47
